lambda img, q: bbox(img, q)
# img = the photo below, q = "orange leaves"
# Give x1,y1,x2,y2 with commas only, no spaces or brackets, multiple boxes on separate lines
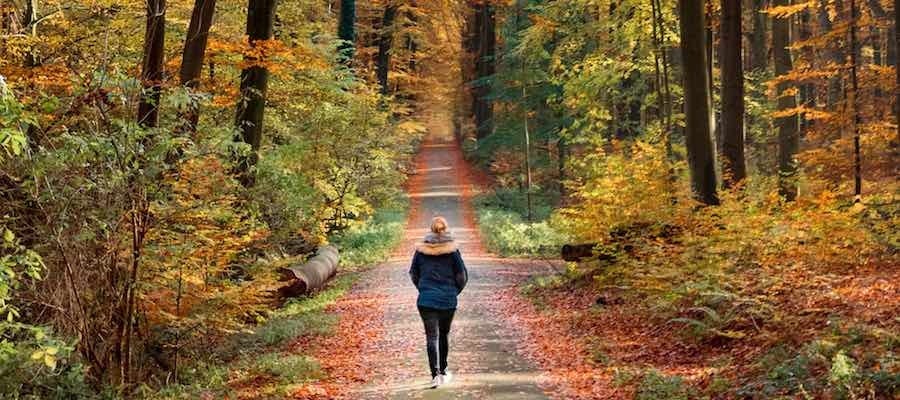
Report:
767,0,813,18
290,291,388,399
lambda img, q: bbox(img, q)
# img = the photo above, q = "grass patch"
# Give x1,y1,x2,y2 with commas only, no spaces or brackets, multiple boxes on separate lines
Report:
636,370,693,400
249,353,323,384
473,190,569,257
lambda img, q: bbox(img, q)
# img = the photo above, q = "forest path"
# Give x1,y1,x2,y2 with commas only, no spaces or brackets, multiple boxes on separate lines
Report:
346,109,551,399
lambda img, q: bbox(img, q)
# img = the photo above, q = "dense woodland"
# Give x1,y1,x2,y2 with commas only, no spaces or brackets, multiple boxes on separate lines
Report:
0,0,897,398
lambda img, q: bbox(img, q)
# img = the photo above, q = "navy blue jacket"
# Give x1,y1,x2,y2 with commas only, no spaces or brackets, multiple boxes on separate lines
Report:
409,237,468,310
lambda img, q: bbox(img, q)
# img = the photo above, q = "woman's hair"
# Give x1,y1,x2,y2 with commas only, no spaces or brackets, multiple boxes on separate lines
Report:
430,216,449,234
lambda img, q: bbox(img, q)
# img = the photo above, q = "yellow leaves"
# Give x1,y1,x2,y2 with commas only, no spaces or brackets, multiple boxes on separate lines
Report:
30,347,59,370
767,1,813,18
396,120,427,136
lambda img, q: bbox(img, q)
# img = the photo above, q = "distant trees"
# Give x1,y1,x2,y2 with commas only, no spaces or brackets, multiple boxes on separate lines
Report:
470,0,496,139
679,0,719,205
234,0,277,186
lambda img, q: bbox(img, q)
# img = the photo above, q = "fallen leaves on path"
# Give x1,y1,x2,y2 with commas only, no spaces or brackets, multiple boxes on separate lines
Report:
289,290,388,399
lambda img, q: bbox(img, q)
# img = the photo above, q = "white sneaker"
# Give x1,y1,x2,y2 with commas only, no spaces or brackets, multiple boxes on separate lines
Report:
440,371,453,384
430,376,442,388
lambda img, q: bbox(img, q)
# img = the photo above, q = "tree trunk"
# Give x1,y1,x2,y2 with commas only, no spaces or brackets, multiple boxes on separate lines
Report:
817,0,843,109
850,0,862,198
750,0,767,71
473,1,495,139
23,0,40,67
376,3,398,95
679,0,719,205
338,0,356,66
278,246,340,297
720,0,747,187
177,0,216,133
773,0,800,200
558,135,567,198
234,0,276,186
137,0,166,128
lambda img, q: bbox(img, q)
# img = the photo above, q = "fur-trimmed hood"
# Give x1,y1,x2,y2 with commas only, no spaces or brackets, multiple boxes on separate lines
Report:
415,232,457,256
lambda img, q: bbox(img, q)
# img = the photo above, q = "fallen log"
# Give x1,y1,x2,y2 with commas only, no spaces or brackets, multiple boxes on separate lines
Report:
278,245,340,297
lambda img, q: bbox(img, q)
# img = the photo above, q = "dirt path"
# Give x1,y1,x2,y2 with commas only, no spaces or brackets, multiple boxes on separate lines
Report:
295,108,552,399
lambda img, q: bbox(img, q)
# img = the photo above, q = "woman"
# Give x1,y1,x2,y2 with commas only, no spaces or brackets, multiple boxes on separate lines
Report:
409,216,468,388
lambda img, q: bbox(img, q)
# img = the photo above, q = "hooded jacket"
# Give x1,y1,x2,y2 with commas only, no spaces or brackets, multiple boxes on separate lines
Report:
409,232,468,310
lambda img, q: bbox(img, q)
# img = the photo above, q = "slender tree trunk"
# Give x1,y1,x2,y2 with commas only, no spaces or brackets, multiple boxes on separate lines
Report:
653,0,674,147
137,0,166,128
177,0,216,134
750,0,767,71
338,0,356,66
473,1,495,139
773,0,800,200
720,0,747,187
798,9,815,124
376,3,398,95
850,0,862,198
817,0,843,109
234,0,276,186
522,83,533,222
23,0,39,67
558,135,567,198
679,0,719,205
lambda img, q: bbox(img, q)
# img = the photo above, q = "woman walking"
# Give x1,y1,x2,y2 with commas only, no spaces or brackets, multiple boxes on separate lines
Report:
409,216,468,388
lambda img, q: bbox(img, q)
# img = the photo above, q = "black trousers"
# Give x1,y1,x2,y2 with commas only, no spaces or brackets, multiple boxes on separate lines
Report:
417,306,456,378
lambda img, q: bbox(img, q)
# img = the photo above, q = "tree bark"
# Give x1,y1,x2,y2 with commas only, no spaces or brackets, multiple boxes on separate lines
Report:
376,3,398,95
338,0,356,66
773,0,800,200
177,0,216,133
679,0,719,205
720,0,747,187
234,0,276,186
278,246,340,297
472,1,495,139
749,0,767,71
850,0,862,198
817,0,844,108
23,0,40,67
137,0,166,128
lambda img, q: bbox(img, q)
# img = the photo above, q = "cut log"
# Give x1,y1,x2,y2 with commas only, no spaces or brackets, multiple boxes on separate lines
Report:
278,245,339,297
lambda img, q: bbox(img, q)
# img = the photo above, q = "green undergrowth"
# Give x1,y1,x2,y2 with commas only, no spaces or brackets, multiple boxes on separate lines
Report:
146,204,407,399
473,189,569,257
332,203,408,269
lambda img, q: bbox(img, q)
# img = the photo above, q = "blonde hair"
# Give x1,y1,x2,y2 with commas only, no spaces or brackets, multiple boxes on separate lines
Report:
430,216,449,234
